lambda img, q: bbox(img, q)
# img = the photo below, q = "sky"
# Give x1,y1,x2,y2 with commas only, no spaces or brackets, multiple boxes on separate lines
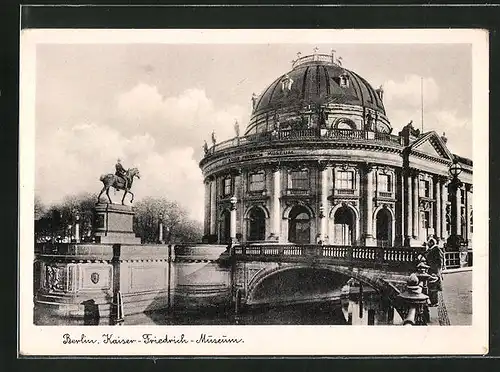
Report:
34,41,473,222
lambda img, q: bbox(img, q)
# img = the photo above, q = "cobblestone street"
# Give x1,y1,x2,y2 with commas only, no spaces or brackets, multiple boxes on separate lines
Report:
440,269,473,325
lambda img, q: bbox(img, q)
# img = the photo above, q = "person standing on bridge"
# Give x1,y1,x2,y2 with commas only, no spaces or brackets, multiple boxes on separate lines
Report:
424,237,445,306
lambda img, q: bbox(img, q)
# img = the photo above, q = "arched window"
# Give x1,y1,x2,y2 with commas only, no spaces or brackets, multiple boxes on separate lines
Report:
219,210,231,244
333,206,355,246
247,207,266,241
288,206,311,244
334,119,356,130
376,208,392,247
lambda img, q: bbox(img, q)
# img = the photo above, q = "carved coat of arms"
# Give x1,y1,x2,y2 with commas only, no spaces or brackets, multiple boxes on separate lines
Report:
90,272,100,284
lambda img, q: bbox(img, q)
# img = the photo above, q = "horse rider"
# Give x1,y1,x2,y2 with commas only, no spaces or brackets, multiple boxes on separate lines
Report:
115,158,128,189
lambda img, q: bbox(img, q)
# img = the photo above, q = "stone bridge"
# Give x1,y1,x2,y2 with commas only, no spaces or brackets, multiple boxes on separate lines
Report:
231,244,421,309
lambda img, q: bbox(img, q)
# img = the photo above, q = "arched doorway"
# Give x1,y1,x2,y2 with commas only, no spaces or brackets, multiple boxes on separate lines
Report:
333,206,355,245
247,207,266,241
219,210,231,244
288,206,311,244
376,208,392,247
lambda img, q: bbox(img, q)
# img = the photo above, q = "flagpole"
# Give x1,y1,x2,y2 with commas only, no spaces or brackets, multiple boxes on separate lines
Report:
421,77,424,132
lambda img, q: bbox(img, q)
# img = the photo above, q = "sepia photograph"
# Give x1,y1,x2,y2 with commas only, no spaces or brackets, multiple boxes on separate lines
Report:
19,28,488,355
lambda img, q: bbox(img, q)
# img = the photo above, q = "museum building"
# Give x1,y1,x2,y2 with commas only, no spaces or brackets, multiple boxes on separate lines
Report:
199,51,473,248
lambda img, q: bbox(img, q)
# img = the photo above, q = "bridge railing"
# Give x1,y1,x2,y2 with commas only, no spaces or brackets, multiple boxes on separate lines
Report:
233,244,421,270
444,250,473,270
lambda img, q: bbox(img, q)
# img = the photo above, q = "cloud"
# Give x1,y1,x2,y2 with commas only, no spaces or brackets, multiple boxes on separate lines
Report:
386,108,471,159
384,75,440,109
381,75,471,159
35,83,247,221
114,84,248,155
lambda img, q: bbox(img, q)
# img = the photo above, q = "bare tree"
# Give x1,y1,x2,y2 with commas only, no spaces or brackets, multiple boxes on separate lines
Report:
133,197,202,243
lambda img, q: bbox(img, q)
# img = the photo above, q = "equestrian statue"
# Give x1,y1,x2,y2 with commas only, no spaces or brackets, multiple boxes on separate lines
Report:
97,159,141,205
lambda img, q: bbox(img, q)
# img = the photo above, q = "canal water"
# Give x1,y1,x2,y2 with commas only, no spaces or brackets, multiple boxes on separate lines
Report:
34,284,402,326
124,301,349,326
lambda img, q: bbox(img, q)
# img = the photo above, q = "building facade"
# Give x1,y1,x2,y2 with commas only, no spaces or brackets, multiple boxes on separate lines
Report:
199,52,473,248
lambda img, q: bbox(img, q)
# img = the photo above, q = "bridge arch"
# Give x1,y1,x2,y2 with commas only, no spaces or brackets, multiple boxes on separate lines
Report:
245,263,400,308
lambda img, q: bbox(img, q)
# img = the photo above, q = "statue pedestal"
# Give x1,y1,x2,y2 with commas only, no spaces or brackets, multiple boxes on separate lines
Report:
94,203,141,244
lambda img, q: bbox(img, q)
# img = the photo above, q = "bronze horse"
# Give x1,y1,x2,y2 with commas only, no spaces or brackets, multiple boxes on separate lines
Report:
98,167,141,205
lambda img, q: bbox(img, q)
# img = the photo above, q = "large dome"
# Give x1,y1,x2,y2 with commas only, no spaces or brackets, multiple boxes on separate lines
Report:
247,53,388,135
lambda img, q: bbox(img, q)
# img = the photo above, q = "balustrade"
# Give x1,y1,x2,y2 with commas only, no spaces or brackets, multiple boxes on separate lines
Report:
205,128,403,156
327,129,366,140
336,189,355,195
378,191,393,198
232,244,424,270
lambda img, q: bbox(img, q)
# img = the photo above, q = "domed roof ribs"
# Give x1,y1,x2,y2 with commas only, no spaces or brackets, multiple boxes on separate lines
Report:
353,72,375,104
255,75,282,112
316,65,321,96
267,74,286,110
323,66,331,96
348,71,365,107
301,66,310,100
351,71,386,115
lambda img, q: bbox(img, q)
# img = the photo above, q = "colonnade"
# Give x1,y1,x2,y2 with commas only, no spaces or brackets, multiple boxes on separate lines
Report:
204,165,471,247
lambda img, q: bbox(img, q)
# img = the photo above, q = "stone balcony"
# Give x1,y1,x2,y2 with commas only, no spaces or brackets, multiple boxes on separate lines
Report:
203,128,403,159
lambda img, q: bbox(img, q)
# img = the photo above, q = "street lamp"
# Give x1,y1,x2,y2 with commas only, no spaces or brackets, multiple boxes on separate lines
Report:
74,209,81,243
447,158,463,251
229,195,238,209
158,212,164,244
229,196,238,244
448,159,463,179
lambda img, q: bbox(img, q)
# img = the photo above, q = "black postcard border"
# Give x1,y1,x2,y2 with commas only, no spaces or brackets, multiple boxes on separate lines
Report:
4,1,500,368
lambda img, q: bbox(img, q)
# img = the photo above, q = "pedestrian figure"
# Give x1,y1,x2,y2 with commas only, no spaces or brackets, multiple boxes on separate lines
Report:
424,237,445,306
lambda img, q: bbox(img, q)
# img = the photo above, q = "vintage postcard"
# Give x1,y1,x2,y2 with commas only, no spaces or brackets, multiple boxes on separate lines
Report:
19,28,489,356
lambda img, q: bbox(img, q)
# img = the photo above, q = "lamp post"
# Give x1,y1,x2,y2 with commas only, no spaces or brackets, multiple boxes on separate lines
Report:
74,210,80,243
229,196,238,245
318,204,325,244
447,158,463,251
158,213,164,244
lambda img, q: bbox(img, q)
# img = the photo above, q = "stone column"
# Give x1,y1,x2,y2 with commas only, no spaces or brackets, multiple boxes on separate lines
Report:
230,198,237,243
456,185,462,237
158,216,164,243
204,180,210,236
74,214,80,243
210,177,217,236
412,173,419,239
428,179,434,229
435,177,441,240
465,184,472,244
270,166,281,241
365,165,375,246
406,172,413,243
441,181,448,240
319,163,329,243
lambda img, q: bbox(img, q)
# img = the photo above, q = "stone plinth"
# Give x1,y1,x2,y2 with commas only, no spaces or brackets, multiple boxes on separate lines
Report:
94,203,140,244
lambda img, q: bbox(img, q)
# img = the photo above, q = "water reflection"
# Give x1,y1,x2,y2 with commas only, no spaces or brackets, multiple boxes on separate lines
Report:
35,280,402,326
